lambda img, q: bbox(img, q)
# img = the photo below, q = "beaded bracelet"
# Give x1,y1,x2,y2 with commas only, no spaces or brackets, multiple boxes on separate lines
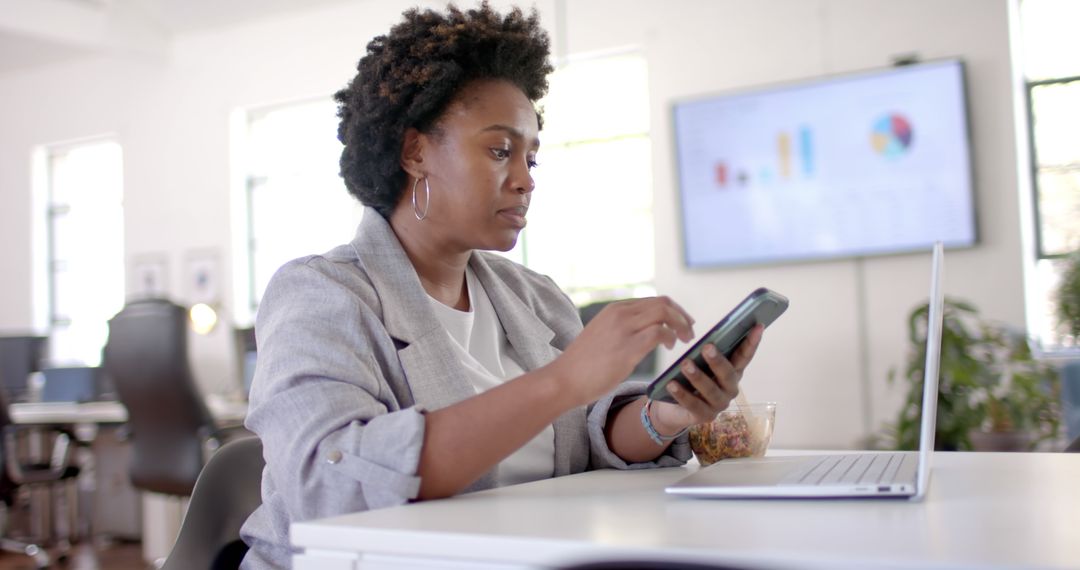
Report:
640,399,689,446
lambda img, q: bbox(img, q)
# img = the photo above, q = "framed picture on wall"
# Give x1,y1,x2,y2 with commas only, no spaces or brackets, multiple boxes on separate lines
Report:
130,254,169,299
184,250,221,305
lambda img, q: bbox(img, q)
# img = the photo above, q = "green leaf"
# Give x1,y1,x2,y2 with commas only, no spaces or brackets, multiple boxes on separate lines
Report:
884,297,1062,451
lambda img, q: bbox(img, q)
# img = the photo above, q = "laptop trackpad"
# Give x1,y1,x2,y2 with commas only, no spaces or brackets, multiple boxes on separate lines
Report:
676,456,809,488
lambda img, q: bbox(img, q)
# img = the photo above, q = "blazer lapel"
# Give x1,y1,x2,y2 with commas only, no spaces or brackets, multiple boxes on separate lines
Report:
470,255,583,476
349,213,584,477
349,210,475,411
394,331,476,411
469,256,561,371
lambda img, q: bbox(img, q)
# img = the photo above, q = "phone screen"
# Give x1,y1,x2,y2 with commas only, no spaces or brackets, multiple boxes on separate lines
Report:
646,287,788,402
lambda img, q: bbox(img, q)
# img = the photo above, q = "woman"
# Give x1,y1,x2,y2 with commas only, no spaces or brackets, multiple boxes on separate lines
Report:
239,3,764,568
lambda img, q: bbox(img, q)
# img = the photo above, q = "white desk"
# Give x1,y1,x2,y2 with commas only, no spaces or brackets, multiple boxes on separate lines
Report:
9,398,249,426
10,401,128,425
291,451,1080,570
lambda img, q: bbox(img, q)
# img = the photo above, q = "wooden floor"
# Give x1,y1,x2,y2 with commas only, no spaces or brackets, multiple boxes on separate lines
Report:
0,540,147,570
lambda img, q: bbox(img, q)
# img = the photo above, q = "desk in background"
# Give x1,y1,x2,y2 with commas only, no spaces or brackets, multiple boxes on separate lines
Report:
9,401,136,540
10,401,127,426
9,398,249,546
9,397,248,427
292,451,1080,570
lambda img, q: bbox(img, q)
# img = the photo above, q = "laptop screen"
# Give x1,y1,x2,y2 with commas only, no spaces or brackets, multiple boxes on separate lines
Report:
914,241,944,498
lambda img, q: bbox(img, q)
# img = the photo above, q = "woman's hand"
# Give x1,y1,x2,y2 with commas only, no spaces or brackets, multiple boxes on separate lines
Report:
547,297,695,408
649,324,765,433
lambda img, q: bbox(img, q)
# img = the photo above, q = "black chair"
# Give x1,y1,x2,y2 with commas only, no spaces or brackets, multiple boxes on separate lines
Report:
579,300,658,380
161,436,264,570
0,336,49,403
0,392,80,569
1066,436,1080,452
103,299,248,498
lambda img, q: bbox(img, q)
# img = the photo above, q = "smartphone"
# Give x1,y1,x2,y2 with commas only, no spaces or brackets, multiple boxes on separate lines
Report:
646,287,789,403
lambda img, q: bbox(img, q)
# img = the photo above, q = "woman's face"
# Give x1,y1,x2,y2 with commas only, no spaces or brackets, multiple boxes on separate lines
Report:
409,79,539,253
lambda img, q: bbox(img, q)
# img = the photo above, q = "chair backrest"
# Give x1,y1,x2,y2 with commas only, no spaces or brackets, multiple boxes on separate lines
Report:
161,436,264,570
103,298,215,496
0,335,48,404
0,387,18,502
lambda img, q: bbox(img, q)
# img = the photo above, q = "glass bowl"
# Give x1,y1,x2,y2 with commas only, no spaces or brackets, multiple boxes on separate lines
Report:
688,402,777,466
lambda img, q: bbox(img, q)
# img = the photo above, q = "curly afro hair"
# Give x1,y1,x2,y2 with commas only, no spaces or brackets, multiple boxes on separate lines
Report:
334,2,554,218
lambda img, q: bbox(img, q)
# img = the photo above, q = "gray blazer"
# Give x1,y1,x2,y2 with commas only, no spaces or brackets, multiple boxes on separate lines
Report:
240,208,690,569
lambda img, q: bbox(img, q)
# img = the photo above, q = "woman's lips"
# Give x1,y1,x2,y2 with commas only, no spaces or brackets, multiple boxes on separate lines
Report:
498,206,527,228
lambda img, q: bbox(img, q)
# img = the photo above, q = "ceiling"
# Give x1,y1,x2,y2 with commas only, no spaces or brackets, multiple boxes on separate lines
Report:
0,0,352,73
138,0,352,34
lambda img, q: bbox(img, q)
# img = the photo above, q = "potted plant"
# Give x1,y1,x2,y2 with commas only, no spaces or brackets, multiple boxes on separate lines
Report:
1055,250,1080,341
1053,250,1080,445
888,298,1061,451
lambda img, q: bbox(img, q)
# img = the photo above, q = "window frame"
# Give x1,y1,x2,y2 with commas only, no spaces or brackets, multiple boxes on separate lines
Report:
236,97,358,320
40,138,125,366
1026,73,1080,261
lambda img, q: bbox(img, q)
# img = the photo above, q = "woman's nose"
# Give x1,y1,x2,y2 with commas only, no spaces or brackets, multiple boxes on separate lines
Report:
512,161,535,194
517,175,535,194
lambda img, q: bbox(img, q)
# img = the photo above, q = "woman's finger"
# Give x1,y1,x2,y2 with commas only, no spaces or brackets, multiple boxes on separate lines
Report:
635,322,679,352
680,357,729,410
729,324,764,372
665,380,713,422
699,343,740,399
623,297,695,343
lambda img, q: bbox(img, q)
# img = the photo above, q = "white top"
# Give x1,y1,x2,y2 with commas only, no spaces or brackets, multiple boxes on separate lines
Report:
427,266,556,486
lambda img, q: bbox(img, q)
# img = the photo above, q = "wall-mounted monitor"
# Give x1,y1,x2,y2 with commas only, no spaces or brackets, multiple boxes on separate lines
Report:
672,59,976,268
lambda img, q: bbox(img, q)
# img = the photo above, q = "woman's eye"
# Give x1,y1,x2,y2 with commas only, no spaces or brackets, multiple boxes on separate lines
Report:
491,148,511,160
527,158,539,170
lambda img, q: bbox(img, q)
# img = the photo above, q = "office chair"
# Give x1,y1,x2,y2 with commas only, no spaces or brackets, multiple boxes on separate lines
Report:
579,299,658,380
1066,436,1080,453
103,298,248,498
161,436,264,570
0,391,80,569
0,336,49,403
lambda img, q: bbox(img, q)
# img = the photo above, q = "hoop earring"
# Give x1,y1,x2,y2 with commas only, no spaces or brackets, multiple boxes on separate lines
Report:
412,177,431,221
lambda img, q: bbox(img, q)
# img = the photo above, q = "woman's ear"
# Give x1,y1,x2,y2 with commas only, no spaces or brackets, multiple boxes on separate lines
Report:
400,127,425,179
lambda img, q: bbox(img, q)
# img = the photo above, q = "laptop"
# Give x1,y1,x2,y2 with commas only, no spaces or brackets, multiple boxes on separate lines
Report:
666,241,944,501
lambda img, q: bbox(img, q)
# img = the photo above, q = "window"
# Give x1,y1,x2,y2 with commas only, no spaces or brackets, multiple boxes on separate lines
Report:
504,52,656,305
238,56,653,316
1020,0,1080,348
43,140,125,366
239,99,361,316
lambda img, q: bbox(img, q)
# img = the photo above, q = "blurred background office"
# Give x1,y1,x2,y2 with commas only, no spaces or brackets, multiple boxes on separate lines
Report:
0,0,1078,565
1,0,1078,449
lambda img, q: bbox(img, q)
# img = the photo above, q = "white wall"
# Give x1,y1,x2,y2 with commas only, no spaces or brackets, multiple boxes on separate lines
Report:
560,0,1025,448
0,0,1025,448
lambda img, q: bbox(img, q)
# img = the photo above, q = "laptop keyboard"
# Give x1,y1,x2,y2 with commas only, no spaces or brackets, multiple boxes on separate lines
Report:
779,453,908,486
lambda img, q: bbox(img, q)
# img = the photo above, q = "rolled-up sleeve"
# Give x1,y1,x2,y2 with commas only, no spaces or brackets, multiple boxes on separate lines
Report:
245,258,424,522
586,381,692,470
321,407,425,509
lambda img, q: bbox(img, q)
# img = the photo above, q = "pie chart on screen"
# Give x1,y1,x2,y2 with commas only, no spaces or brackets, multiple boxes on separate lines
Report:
871,113,913,158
